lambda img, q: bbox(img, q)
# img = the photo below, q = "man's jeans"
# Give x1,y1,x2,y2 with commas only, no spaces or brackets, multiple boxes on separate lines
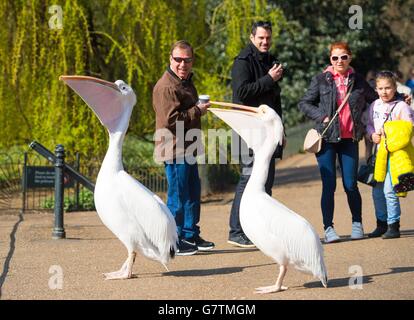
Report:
316,139,362,230
165,160,201,240
372,161,401,224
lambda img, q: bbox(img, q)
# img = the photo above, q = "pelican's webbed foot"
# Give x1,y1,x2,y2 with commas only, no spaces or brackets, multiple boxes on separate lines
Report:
254,285,288,294
103,252,136,280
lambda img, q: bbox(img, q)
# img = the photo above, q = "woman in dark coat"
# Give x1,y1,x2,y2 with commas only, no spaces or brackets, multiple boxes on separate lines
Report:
299,41,377,243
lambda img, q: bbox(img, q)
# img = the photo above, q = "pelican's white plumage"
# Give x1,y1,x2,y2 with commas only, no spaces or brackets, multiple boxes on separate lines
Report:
209,104,327,293
60,75,178,279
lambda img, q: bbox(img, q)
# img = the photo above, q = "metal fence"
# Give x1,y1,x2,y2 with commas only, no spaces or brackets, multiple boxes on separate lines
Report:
0,152,25,214
0,122,314,214
0,150,167,214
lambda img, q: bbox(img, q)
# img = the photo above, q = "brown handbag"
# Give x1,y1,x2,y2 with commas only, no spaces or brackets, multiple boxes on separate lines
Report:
303,82,354,153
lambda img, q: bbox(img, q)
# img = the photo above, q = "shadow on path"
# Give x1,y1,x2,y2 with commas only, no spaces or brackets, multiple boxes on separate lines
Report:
304,266,414,289
400,229,414,237
275,155,373,187
166,262,275,277
0,210,24,299
197,248,259,255
275,164,320,186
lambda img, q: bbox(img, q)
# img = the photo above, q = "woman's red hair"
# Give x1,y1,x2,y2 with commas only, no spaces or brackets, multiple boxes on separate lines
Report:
330,42,352,55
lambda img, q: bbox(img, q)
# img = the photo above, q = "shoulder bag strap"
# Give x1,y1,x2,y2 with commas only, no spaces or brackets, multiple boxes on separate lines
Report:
321,81,355,136
383,101,399,124
375,101,399,154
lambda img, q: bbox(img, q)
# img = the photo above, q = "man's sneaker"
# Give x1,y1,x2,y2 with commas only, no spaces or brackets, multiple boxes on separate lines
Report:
176,239,198,256
227,234,256,248
350,222,364,239
186,236,215,251
324,226,340,243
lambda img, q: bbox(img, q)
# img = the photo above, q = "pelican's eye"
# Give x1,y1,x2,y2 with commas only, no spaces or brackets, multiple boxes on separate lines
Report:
122,86,126,90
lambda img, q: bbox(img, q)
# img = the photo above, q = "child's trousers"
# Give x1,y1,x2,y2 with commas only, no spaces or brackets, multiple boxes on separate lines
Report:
372,163,401,224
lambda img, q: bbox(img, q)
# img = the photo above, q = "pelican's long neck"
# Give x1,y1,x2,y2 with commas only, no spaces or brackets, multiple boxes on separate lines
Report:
245,123,278,193
100,107,132,174
101,131,125,173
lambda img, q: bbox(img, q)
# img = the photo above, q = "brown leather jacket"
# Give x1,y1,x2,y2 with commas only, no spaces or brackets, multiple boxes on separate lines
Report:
152,68,203,162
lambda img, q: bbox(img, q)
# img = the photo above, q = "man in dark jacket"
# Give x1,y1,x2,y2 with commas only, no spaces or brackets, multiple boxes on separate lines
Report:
228,21,285,247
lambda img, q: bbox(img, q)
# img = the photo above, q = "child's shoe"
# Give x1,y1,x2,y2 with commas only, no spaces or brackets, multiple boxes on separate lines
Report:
382,221,400,239
368,220,388,238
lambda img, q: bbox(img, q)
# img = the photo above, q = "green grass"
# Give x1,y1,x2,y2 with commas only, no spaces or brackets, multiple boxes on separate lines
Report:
41,189,95,212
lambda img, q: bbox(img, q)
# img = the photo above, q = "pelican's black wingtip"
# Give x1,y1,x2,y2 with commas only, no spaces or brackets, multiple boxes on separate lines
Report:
170,246,176,259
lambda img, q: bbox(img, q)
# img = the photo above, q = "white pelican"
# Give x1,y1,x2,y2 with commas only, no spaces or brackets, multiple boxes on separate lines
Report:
60,75,178,280
209,103,328,293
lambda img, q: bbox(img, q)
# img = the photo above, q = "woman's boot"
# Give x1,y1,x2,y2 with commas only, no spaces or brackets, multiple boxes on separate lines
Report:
368,220,388,238
382,221,400,239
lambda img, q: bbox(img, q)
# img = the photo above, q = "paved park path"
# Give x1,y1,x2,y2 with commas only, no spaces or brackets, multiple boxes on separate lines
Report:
1,147,413,300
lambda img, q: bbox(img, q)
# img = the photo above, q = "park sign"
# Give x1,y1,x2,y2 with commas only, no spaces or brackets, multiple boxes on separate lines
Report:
25,166,74,189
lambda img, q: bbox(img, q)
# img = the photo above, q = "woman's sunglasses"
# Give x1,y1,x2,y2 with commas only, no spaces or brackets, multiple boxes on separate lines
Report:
331,54,349,61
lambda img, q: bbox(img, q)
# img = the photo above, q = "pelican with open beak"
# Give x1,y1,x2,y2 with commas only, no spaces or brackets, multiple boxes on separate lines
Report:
60,75,178,280
209,102,328,293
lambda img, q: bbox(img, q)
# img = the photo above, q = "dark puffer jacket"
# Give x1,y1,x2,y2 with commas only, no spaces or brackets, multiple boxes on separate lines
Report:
299,71,377,143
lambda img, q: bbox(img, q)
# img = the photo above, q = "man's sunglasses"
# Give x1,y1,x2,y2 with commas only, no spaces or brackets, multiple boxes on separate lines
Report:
171,56,193,64
331,54,349,61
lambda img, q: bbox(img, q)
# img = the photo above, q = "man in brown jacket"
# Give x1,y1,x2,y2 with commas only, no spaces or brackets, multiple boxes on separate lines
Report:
153,40,214,256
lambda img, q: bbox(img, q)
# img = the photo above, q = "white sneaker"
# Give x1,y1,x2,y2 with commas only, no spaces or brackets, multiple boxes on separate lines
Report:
351,222,364,239
324,226,340,243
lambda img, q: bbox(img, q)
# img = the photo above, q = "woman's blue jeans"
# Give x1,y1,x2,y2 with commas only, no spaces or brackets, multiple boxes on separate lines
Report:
164,160,201,240
372,161,401,224
316,139,362,230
